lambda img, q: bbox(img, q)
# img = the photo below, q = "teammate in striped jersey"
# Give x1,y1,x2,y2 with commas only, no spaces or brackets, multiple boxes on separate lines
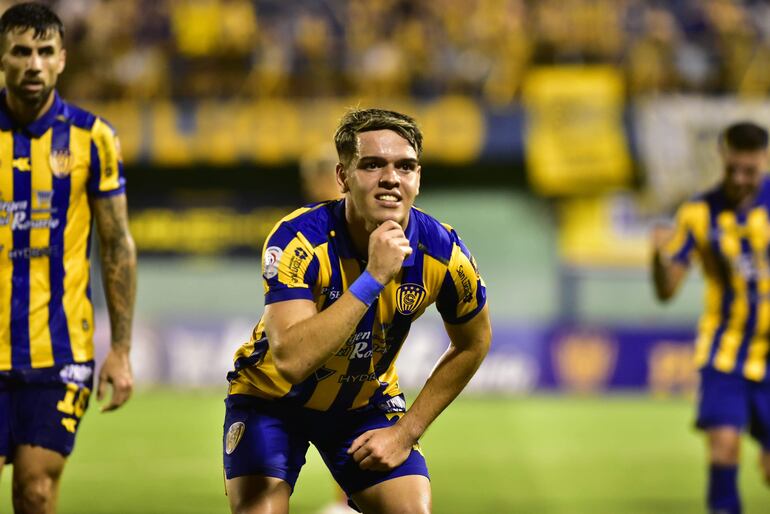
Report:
0,4,136,512
224,108,491,513
653,122,770,514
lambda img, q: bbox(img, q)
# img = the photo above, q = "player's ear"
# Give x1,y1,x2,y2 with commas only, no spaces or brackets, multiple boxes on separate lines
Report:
57,47,66,74
336,162,348,193
415,165,421,196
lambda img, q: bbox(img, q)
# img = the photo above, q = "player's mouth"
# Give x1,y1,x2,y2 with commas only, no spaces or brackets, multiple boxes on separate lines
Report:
20,80,44,92
374,192,402,207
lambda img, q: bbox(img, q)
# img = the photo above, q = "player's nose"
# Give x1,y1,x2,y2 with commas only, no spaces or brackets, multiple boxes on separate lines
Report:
378,164,400,186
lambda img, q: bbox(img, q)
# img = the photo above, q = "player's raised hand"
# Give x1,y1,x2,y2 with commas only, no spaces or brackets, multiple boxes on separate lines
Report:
347,424,414,471
366,220,413,285
97,348,133,412
651,223,675,251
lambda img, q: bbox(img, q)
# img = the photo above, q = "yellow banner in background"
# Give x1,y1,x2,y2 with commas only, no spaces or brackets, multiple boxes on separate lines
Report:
523,66,632,196
85,96,485,166
558,195,650,268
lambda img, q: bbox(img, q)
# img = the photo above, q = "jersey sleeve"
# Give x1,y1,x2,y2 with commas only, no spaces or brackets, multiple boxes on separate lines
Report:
436,231,487,324
87,117,126,197
662,204,697,265
261,222,320,305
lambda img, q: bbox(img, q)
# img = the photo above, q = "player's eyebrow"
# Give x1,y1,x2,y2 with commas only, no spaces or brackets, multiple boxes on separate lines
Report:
10,42,56,53
394,157,419,168
357,156,419,166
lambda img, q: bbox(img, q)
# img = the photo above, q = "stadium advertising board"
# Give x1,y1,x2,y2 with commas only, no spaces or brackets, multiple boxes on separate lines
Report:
91,312,696,396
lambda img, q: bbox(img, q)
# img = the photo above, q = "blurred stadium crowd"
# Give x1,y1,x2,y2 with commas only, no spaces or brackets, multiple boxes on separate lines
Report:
3,0,770,102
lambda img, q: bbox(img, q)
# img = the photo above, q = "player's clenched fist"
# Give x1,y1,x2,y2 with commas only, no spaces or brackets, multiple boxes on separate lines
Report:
366,220,413,285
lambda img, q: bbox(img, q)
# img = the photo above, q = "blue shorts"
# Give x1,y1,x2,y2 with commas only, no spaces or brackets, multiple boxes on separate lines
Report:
0,362,94,462
223,394,429,499
696,368,770,449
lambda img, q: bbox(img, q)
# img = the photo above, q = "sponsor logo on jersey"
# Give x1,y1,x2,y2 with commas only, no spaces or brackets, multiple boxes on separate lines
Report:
34,190,53,209
59,363,93,384
225,422,246,455
263,246,283,279
396,283,426,315
314,367,336,381
338,372,377,383
12,157,30,172
457,265,473,303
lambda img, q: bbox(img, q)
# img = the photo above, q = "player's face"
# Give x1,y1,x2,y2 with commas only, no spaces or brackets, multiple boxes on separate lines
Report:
338,129,421,230
0,27,65,107
721,146,768,207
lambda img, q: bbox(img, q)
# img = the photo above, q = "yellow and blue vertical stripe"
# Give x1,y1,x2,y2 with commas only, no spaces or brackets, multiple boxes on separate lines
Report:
228,200,486,411
665,178,770,382
0,90,125,370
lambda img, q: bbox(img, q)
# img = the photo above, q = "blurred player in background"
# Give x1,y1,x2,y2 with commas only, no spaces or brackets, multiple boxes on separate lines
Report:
0,3,136,513
300,145,354,514
223,108,491,514
652,122,770,514
300,143,343,205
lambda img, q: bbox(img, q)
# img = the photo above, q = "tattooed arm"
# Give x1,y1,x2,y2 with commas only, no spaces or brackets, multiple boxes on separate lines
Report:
91,193,137,412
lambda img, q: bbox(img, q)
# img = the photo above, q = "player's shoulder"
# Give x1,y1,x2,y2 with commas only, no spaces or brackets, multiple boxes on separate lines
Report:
679,184,720,212
58,99,115,134
272,200,337,247
411,207,463,263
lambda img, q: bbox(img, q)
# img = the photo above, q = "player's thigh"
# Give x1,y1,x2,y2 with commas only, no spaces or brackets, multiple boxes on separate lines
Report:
14,372,93,459
226,475,291,514
313,399,430,509
748,377,770,452
12,445,67,510
350,474,431,514
696,370,750,427
223,395,309,512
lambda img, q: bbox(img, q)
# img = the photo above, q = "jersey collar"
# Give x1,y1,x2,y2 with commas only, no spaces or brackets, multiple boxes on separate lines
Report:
331,199,419,267
0,89,64,137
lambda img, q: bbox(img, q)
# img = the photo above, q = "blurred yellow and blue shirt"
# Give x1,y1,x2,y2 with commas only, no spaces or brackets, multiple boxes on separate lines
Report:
665,176,770,382
228,200,487,411
0,91,125,371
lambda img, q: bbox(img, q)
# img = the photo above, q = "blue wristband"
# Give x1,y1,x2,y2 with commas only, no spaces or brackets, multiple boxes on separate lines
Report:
348,270,385,307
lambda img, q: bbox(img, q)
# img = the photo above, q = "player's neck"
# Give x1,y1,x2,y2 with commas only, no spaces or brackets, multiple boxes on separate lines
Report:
344,214,372,259
4,90,55,126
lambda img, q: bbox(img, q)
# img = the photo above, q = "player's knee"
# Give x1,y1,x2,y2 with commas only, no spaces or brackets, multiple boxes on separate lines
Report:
227,476,290,514
403,500,431,514
12,475,56,514
708,431,741,466
710,445,740,466
375,495,431,514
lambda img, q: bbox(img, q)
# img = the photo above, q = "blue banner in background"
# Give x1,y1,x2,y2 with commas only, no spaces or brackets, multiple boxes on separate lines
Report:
94,311,697,395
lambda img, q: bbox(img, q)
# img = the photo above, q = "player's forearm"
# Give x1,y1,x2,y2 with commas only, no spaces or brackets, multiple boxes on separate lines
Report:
268,292,370,384
100,232,137,351
652,250,679,302
397,333,490,443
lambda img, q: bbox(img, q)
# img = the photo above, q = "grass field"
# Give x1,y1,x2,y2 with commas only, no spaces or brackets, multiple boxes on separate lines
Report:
1,390,767,513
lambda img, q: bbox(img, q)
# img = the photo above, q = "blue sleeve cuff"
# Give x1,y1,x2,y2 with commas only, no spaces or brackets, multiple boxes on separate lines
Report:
265,287,315,304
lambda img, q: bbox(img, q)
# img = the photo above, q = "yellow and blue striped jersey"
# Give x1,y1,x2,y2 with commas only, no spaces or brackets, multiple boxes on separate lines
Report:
665,177,770,382
228,200,487,411
0,91,125,371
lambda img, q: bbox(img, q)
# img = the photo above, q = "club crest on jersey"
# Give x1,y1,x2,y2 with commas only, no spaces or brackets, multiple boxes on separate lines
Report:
396,283,426,315
225,422,246,455
50,150,72,178
263,246,283,279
